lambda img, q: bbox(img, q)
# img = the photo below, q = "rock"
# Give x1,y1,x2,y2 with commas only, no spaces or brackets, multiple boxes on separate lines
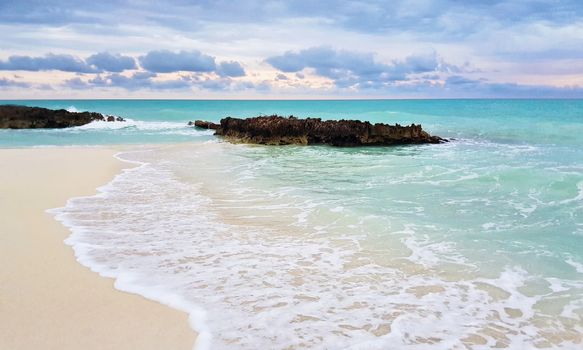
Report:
106,116,115,122
116,116,125,122
193,120,219,129
205,115,446,146
0,105,125,129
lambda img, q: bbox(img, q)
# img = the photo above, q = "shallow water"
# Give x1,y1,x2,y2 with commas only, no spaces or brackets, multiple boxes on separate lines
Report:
3,99,581,348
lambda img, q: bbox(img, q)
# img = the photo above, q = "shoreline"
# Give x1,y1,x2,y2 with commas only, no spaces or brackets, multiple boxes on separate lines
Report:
0,146,196,350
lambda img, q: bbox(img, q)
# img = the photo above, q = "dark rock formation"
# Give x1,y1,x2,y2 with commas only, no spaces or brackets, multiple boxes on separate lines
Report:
197,115,446,146
0,105,125,129
193,120,219,129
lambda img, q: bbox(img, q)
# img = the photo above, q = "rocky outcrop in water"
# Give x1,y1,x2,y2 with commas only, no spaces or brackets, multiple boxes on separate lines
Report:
193,115,446,146
191,120,219,129
0,105,125,129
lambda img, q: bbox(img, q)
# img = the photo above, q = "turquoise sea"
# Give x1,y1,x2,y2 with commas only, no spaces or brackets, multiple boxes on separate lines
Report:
2,100,582,349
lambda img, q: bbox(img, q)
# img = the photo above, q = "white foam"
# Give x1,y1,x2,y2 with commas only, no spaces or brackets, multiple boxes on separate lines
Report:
74,118,205,131
56,118,217,139
566,258,583,274
49,150,214,350
559,180,583,205
48,143,583,350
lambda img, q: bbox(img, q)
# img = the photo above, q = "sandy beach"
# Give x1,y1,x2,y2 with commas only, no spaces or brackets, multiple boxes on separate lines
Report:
0,147,196,350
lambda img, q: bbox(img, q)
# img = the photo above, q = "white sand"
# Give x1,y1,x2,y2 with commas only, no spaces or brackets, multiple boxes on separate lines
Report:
0,147,196,350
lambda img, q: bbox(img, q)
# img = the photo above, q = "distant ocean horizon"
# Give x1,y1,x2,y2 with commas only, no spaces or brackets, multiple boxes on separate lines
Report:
2,97,583,103
3,99,582,349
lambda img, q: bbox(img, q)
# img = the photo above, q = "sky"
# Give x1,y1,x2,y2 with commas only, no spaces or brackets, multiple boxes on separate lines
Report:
1,0,583,99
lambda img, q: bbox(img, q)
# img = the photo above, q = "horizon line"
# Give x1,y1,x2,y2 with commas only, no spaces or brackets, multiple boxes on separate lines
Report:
2,97,583,101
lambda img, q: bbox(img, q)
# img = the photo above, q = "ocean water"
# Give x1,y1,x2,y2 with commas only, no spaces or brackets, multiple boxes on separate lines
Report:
2,100,582,349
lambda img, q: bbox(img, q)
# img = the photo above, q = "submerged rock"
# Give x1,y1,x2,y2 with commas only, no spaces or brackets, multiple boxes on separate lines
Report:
196,115,446,146
0,105,125,129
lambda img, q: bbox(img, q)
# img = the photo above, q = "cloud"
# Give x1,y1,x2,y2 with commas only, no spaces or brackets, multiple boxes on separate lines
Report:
139,50,216,73
64,77,90,89
65,71,191,91
86,52,136,72
445,75,482,86
440,77,583,98
0,77,30,88
0,1,106,26
0,53,97,73
0,50,246,78
1,1,583,99
353,75,583,98
190,75,266,92
138,50,247,77
266,46,440,88
0,52,137,73
217,61,246,77
4,1,581,36
63,71,258,92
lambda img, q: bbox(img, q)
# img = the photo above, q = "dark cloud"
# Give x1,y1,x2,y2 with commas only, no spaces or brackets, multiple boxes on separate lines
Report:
217,61,246,77
266,47,440,87
0,52,137,73
0,50,246,78
0,53,97,73
138,50,247,77
86,52,136,72
139,50,216,73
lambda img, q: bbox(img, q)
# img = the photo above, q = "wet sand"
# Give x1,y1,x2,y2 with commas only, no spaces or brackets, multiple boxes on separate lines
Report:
0,147,196,350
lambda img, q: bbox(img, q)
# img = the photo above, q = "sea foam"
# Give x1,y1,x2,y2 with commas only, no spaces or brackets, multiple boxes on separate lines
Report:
48,142,582,349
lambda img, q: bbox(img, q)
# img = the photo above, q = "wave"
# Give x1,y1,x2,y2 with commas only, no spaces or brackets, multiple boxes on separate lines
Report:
73,118,211,132
47,143,583,350
66,105,79,113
